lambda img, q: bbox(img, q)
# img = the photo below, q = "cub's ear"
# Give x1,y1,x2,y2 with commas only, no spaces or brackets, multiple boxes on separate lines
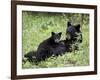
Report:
51,32,55,35
67,22,71,27
59,32,62,35
75,24,80,31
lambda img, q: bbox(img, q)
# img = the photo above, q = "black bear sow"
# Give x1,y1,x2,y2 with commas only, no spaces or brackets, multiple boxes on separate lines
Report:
66,22,82,43
36,32,66,61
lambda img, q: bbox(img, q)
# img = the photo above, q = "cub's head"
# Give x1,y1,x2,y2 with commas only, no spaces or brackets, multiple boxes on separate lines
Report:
51,32,62,43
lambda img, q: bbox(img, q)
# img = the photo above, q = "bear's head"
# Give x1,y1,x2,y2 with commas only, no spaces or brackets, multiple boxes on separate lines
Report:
66,22,82,43
51,32,62,44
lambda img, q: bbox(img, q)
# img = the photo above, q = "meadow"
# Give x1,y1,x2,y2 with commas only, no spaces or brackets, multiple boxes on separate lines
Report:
22,11,89,69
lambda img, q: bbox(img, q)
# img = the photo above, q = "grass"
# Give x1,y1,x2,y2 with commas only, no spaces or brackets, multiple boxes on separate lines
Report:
22,11,89,69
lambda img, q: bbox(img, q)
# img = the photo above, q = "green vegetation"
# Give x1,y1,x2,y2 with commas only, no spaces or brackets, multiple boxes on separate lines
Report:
22,11,89,69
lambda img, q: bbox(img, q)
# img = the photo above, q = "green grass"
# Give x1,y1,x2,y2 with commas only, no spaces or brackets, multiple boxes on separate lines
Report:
22,11,89,69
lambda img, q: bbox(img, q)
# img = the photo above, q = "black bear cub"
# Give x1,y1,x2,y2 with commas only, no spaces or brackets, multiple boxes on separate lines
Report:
35,32,66,61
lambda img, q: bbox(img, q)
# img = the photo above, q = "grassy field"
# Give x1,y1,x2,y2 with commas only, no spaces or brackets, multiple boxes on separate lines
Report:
22,11,89,69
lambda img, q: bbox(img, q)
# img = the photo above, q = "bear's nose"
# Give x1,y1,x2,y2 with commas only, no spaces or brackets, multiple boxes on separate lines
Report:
55,39,60,43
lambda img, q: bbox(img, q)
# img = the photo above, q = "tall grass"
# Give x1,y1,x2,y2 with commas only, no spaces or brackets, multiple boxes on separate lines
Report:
22,11,89,69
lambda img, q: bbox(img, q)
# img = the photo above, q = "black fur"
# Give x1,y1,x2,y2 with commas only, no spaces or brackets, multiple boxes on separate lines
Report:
66,22,82,43
35,32,66,61
65,22,83,51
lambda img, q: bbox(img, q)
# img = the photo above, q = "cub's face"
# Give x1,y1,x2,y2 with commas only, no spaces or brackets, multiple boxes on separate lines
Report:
66,22,82,42
51,32,62,43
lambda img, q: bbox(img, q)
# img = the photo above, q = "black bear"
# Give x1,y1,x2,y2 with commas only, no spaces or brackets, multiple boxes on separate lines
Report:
24,22,83,62
64,22,82,51
35,32,66,61
66,22,82,43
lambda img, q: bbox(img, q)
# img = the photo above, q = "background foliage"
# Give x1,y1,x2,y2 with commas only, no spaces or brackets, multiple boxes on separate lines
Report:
22,11,89,69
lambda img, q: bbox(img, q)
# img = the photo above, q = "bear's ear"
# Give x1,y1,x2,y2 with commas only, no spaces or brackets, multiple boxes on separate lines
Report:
51,32,55,35
75,24,80,31
67,22,71,27
59,32,62,36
